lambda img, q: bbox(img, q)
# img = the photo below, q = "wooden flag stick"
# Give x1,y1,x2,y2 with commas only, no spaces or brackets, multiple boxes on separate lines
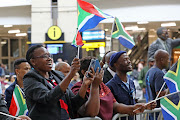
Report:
133,81,166,113
155,82,166,100
110,17,116,51
77,46,80,59
0,111,20,119
133,90,180,112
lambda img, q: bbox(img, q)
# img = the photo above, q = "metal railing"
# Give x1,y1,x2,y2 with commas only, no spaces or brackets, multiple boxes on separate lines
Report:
112,108,162,120
71,116,102,120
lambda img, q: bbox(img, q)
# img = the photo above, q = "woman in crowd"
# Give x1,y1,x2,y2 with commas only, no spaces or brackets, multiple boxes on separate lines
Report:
71,56,155,120
23,45,95,120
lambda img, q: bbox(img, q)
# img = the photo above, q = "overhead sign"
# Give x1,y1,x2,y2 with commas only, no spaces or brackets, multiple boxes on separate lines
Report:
47,26,62,40
82,30,105,40
82,42,105,49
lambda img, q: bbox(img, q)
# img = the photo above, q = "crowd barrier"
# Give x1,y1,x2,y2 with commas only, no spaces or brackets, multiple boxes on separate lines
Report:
71,116,102,120
112,108,162,120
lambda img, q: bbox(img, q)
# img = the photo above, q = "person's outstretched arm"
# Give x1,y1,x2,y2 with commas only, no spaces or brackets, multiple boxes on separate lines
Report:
78,68,103,117
59,58,80,92
113,102,145,115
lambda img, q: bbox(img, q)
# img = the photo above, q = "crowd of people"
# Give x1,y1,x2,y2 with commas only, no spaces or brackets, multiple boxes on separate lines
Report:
0,27,179,120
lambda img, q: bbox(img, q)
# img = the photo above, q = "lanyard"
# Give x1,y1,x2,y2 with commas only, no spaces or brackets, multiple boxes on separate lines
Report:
120,82,135,98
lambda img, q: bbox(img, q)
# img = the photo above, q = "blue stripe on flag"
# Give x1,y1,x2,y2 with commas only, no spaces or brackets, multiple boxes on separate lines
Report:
164,78,177,93
118,37,134,49
161,107,175,120
79,15,105,32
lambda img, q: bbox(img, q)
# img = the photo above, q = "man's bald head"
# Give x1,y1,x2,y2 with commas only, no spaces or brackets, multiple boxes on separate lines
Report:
55,62,70,77
105,51,117,64
154,49,169,61
154,49,169,69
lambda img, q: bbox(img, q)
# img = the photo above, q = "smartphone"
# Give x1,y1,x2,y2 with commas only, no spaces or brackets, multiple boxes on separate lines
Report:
86,59,101,77
94,59,101,73
86,59,96,78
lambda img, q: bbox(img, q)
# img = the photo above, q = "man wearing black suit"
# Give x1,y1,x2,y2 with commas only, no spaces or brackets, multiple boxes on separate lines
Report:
148,27,180,61
103,51,117,84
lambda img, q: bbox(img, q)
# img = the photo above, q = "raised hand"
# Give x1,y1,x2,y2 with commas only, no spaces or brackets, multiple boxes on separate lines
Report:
92,68,104,87
82,67,95,87
70,57,80,76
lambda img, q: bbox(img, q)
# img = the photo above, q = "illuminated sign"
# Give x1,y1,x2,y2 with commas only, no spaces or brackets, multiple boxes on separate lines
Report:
82,42,105,49
47,26,62,40
82,30,105,40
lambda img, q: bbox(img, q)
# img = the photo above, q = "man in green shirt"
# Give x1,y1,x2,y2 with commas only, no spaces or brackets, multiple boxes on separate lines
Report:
138,58,155,99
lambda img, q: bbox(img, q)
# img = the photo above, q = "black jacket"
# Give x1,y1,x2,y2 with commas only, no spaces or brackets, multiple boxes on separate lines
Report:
103,68,113,84
23,69,85,120
5,80,17,110
0,94,14,120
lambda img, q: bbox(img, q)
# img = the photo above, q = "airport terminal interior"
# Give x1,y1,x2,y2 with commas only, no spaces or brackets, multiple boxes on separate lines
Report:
0,0,180,72
0,0,180,120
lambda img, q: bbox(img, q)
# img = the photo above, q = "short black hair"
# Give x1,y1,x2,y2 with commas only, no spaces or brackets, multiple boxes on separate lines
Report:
157,27,167,36
26,44,43,67
14,58,27,72
79,56,95,79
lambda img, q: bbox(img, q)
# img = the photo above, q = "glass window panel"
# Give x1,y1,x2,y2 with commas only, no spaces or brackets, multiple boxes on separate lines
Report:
2,59,8,71
10,39,19,57
10,60,15,75
1,39,8,57
21,39,26,57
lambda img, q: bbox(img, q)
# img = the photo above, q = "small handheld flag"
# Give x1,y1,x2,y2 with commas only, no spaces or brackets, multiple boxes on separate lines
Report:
112,17,135,49
72,0,113,48
9,85,28,116
160,59,180,120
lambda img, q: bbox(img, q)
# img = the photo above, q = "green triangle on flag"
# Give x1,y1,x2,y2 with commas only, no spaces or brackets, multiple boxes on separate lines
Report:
112,17,135,49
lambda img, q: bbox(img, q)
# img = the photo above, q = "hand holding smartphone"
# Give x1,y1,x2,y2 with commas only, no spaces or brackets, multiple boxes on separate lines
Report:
86,59,101,78
94,59,101,73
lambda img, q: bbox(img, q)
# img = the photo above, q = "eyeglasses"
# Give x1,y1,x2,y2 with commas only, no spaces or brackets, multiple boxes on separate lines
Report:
32,54,53,59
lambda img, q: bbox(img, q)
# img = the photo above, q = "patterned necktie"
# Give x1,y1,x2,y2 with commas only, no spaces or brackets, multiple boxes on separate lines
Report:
164,41,168,51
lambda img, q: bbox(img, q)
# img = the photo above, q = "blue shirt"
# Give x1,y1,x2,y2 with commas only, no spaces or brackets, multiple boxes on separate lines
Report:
106,74,136,105
145,66,166,107
122,78,130,90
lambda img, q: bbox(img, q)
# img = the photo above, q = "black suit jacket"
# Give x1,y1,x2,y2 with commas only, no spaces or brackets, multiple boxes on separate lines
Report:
23,69,85,120
103,68,113,84
148,38,180,60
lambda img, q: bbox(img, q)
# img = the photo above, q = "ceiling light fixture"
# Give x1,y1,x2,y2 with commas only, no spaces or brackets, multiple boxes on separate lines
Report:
161,22,176,27
8,30,20,34
132,28,146,31
148,35,156,37
125,26,138,30
1,41,7,44
104,29,108,31
125,26,146,31
16,33,27,36
137,21,149,24
4,25,13,27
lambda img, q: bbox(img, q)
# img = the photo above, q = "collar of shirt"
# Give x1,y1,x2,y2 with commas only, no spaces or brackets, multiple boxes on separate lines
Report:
114,74,130,86
45,72,54,81
107,67,116,77
122,76,130,90
113,74,132,92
